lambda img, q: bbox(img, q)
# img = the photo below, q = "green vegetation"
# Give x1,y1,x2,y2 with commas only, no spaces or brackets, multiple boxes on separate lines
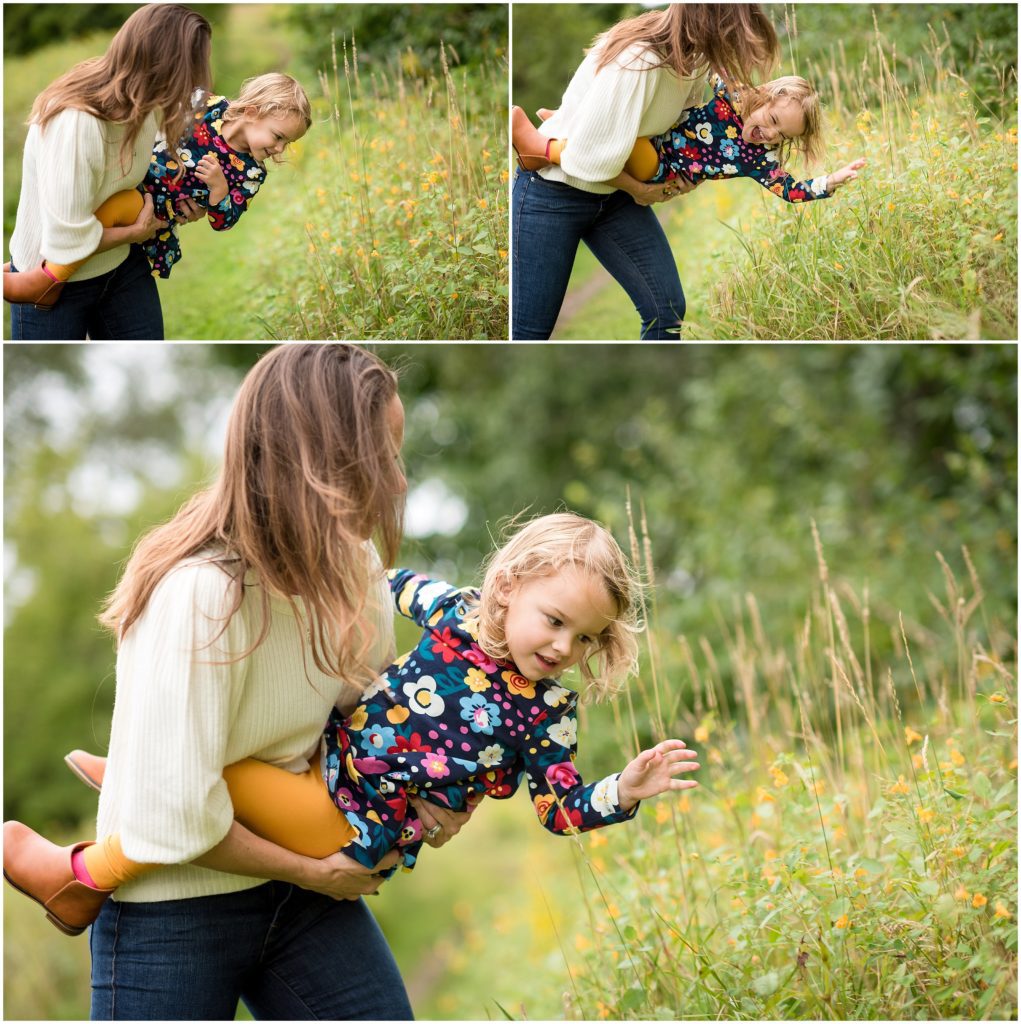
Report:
3,343,1015,1019
515,4,1018,340
3,4,506,340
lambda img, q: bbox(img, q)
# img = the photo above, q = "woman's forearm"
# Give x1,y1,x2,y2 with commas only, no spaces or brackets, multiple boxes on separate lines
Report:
94,223,147,254
192,820,317,887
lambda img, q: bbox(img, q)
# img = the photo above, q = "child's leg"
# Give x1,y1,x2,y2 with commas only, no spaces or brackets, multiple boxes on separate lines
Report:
222,758,357,859
624,139,661,182
44,190,145,282
80,757,353,889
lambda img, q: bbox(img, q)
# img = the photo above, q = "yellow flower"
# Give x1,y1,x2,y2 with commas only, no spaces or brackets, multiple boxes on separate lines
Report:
755,786,775,804
834,914,850,929
450,292,459,300
498,249,507,260
833,261,844,270
915,804,935,823
993,232,1005,242
972,893,987,908
889,775,911,795
989,692,1007,703
694,724,710,743
476,198,488,209
588,830,607,848
771,767,789,788
499,169,509,183
904,726,923,744
994,902,1011,919
887,202,896,212
464,667,490,692
677,793,691,813
726,125,738,138
950,748,965,767
655,802,671,824
954,884,970,902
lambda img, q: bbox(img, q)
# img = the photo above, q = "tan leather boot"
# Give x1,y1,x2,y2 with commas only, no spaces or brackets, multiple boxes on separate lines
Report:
64,750,106,793
511,106,553,171
3,263,65,309
3,821,113,935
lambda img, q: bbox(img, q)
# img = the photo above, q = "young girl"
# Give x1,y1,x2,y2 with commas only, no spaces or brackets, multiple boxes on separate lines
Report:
4,72,311,309
6,513,699,934
513,72,866,204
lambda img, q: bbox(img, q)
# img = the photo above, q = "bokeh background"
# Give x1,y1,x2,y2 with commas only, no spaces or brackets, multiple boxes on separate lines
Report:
4,343,1016,1019
4,4,507,340
512,2,1017,340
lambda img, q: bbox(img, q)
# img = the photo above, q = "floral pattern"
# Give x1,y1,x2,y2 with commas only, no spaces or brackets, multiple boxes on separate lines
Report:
646,74,830,204
322,569,637,874
138,95,266,277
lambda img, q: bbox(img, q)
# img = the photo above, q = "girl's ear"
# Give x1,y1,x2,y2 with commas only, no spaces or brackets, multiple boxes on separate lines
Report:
492,571,515,606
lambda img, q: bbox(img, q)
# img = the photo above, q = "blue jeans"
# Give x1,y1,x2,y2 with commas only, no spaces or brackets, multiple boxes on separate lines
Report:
511,170,685,340
89,882,414,1021
8,245,163,340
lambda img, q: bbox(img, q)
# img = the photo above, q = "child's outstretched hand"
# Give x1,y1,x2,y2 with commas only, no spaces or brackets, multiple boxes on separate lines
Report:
618,739,700,810
827,158,866,192
195,153,229,205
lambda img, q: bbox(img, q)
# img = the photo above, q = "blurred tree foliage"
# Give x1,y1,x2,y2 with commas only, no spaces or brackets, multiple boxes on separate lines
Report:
2,4,230,57
513,3,1017,120
284,3,508,76
4,344,1016,828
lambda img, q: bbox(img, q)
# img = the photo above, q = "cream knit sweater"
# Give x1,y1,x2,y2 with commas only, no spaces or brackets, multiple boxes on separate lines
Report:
9,108,158,280
96,546,395,903
537,43,705,194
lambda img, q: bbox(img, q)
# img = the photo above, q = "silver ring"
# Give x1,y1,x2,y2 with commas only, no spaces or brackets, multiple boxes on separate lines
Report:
425,824,442,840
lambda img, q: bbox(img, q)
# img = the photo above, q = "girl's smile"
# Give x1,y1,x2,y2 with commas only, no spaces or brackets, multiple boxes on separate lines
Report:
223,110,308,162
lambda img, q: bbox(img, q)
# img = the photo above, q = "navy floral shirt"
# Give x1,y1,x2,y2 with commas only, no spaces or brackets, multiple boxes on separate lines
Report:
140,95,266,277
322,569,639,874
647,74,830,203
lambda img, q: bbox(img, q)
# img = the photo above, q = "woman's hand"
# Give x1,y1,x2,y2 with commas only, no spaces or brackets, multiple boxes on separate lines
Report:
617,738,700,810
128,193,161,242
195,153,229,206
174,196,206,224
827,158,866,192
408,793,481,849
300,849,401,901
609,170,697,206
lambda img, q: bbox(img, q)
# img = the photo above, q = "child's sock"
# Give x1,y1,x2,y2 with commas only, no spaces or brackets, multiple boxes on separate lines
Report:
81,835,155,890
44,189,146,282
548,139,565,164
70,847,101,888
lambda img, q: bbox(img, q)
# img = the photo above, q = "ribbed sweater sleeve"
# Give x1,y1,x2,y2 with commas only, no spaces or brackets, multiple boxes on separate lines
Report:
114,561,248,864
557,52,663,183
36,109,107,264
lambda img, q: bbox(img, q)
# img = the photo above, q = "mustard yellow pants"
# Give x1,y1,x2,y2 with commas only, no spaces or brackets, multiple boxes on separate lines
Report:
45,190,146,282
83,758,357,889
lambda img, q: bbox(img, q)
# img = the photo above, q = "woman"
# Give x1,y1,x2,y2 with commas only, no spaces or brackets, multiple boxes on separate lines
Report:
511,3,779,340
3,345,471,1020
6,4,210,340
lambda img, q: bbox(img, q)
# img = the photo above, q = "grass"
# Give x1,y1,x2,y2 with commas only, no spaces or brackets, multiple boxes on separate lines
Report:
425,520,1018,1020
552,22,1017,341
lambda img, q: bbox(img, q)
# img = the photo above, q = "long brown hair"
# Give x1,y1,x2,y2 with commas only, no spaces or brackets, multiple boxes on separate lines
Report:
30,4,212,166
595,3,778,85
99,344,405,684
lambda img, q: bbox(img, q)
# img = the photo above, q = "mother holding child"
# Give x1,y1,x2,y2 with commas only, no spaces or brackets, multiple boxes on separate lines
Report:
4,344,700,1020
5,4,310,340
511,3,865,341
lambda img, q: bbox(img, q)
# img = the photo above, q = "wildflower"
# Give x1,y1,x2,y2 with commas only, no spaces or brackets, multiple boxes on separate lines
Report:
321,229,331,240
771,767,789,788
972,893,987,908
655,803,671,824
575,932,592,951
904,726,922,744
677,793,691,813
989,692,1007,703
498,249,507,260
887,202,896,212
950,749,965,767
450,292,458,300
994,902,1011,919
834,914,850,929
500,169,509,184
694,724,710,743
993,232,1005,242
915,804,935,823
588,831,608,848
833,261,844,270
951,846,966,858
476,198,488,209
755,786,776,804
954,884,970,902
946,189,959,200
764,849,778,862
889,775,911,795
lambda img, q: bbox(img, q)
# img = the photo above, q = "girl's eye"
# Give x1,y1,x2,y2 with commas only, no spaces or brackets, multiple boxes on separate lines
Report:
579,635,593,646
547,615,562,627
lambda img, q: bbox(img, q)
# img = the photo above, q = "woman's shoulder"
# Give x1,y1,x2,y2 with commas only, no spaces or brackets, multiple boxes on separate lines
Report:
153,553,243,610
38,106,107,146
595,40,673,74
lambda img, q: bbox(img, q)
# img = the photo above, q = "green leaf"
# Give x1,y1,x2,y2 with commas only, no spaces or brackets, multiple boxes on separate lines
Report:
973,772,993,800
752,971,781,997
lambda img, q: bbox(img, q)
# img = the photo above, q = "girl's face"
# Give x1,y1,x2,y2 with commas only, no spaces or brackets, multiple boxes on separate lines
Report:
741,97,805,147
234,110,308,162
501,567,616,682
